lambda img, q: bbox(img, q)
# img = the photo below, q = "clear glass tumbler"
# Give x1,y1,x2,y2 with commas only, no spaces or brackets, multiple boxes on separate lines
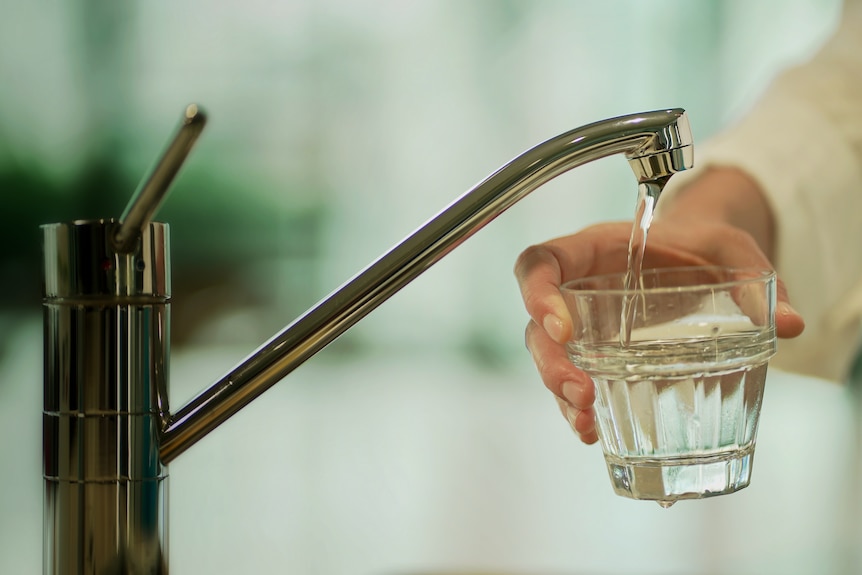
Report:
562,266,777,507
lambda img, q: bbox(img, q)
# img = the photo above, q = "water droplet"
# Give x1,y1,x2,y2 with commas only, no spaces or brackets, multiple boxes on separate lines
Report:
657,500,675,509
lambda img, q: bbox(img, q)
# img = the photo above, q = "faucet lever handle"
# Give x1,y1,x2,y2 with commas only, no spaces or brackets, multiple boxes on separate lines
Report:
113,104,207,252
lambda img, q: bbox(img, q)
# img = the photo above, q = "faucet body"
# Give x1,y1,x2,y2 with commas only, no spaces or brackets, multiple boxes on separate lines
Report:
41,109,692,573
43,222,170,573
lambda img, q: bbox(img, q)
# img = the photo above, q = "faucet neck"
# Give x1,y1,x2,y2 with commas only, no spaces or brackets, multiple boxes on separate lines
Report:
159,108,693,463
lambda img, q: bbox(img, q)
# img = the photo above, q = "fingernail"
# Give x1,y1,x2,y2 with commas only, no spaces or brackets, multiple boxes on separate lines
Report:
542,314,566,343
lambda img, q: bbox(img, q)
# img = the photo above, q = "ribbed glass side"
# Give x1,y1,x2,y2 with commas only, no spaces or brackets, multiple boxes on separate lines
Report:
592,361,768,503
594,363,767,460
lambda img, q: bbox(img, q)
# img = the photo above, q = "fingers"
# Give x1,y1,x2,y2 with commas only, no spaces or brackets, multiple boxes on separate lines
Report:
525,320,593,404
526,320,597,444
775,280,806,338
513,223,638,344
555,397,599,444
514,244,573,344
515,227,633,447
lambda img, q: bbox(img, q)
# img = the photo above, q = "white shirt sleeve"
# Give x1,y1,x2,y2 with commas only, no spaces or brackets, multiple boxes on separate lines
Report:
658,0,862,382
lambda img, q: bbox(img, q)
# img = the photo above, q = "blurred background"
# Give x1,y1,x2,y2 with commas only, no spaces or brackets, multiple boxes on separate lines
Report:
0,1,857,574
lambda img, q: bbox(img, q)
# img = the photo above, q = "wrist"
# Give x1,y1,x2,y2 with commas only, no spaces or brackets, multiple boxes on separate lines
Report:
657,167,776,262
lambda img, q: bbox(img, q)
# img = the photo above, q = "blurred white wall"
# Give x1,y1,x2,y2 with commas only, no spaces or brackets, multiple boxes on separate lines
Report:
0,0,844,357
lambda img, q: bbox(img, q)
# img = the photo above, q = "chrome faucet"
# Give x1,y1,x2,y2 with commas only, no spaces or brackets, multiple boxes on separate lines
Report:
41,106,692,573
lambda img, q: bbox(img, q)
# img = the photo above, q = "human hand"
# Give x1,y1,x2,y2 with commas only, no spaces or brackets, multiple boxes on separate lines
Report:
513,218,805,445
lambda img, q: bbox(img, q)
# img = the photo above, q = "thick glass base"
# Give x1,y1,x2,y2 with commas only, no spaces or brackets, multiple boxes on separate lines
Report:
604,444,755,507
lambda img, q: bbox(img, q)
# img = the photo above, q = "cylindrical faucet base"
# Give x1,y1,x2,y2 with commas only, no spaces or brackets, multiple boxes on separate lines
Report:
43,478,169,574
42,221,171,574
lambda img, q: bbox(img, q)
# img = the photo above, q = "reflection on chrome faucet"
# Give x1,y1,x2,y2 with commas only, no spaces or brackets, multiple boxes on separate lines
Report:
41,107,693,573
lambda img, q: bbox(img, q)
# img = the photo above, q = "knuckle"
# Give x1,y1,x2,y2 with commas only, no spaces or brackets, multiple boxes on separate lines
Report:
514,244,554,278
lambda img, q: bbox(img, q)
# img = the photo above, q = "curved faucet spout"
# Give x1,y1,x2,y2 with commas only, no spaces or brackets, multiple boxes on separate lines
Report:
159,108,694,463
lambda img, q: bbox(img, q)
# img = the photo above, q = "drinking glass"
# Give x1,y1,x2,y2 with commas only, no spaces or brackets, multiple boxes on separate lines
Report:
562,266,777,507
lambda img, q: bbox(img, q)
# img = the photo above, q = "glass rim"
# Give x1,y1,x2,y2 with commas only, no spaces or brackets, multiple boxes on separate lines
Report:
561,265,776,295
